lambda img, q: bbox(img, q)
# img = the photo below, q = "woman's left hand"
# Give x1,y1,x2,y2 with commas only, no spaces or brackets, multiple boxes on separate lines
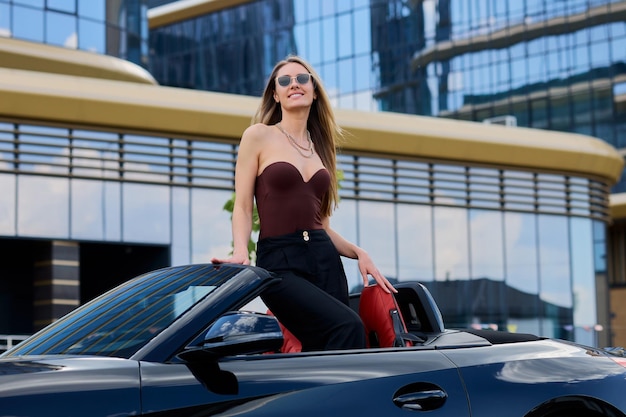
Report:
357,250,397,293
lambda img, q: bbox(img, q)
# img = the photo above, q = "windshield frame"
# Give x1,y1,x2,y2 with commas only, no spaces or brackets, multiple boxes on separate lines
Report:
3,264,276,361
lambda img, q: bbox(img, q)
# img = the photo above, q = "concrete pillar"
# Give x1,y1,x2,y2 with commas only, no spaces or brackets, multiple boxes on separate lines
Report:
33,240,80,331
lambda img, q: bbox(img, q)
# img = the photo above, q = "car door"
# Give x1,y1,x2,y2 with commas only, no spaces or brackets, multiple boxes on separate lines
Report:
139,347,469,416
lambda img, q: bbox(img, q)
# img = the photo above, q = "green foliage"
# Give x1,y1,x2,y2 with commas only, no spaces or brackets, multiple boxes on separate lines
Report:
222,193,259,262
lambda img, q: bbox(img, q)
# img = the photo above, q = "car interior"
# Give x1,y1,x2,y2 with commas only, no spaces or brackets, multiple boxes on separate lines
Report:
272,282,445,353
271,281,541,353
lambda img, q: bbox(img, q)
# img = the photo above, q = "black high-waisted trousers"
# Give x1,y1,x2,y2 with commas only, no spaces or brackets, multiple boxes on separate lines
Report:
256,229,366,351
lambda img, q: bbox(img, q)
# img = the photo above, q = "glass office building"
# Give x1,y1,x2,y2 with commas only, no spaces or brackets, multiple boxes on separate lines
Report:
0,93,618,346
0,0,623,349
0,0,149,67
150,0,626,190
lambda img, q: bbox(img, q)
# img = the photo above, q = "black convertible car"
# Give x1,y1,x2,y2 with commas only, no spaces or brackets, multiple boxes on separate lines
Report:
1,263,626,417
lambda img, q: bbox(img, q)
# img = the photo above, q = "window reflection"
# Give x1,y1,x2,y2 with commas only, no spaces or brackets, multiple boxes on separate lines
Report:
46,10,76,48
12,6,44,42
78,0,105,20
18,175,69,238
337,14,352,57
17,125,69,175
4,0,145,66
0,174,16,235
570,217,598,347
504,212,539,293
468,209,507,329
171,187,191,266
434,206,469,281
469,209,504,280
190,188,232,264
0,4,10,37
397,204,433,281
103,181,121,241
538,215,572,307
71,179,104,240
504,212,540,335
593,220,607,273
13,0,44,7
48,0,75,13
537,214,572,340
123,135,170,183
122,183,170,244
78,19,105,53
0,123,12,143
331,199,359,292
433,166,467,206
322,18,337,62
357,201,396,280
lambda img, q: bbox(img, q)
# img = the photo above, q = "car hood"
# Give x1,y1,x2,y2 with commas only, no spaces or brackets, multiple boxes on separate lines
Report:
0,355,140,396
0,355,142,417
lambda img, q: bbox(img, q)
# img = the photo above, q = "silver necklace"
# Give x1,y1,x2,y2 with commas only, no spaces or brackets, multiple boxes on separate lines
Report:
276,123,315,158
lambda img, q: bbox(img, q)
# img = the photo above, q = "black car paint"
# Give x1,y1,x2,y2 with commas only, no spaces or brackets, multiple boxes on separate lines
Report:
0,356,140,416
442,340,626,416
139,349,468,416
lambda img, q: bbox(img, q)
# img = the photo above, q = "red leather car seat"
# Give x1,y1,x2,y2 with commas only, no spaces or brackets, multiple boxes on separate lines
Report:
270,284,416,352
359,284,414,348
276,320,302,353
266,310,302,353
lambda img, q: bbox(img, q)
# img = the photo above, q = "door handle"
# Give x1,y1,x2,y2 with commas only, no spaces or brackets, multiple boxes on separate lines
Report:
393,389,447,411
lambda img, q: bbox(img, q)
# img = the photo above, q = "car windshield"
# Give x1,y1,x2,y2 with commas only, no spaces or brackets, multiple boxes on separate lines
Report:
4,264,243,359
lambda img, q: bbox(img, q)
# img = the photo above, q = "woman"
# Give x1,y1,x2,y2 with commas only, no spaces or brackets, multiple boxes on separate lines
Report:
211,55,396,351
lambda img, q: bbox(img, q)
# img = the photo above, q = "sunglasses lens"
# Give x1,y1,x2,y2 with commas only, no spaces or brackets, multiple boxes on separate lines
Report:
277,76,290,87
296,73,310,84
276,74,311,87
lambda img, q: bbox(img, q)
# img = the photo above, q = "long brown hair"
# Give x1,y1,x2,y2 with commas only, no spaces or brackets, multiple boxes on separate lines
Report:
253,55,342,217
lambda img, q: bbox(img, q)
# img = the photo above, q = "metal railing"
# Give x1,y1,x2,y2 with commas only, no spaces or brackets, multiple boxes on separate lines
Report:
0,335,29,353
0,120,612,221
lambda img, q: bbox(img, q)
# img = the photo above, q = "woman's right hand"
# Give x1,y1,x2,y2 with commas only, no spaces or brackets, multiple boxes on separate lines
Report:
210,252,250,265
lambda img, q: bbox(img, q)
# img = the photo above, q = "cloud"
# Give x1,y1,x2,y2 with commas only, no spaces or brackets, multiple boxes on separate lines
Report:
64,32,77,49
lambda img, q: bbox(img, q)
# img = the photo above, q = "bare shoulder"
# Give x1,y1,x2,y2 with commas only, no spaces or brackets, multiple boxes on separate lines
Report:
239,123,278,156
241,123,274,144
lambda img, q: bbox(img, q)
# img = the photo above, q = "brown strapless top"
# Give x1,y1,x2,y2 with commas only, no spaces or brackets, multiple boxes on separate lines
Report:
255,161,330,239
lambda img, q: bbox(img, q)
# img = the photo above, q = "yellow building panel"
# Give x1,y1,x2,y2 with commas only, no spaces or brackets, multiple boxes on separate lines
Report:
338,108,624,183
610,193,626,219
0,37,157,85
0,67,622,184
148,0,254,29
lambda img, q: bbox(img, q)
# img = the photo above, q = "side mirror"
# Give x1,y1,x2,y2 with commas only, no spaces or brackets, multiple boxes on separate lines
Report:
202,311,284,355
178,311,284,395
179,311,284,361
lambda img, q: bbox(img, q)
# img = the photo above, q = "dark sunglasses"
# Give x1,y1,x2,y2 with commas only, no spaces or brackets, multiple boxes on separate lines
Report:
276,73,312,87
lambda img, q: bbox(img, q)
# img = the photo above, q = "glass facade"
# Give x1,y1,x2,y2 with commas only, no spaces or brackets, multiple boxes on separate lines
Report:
0,119,611,346
147,0,173,7
0,122,237,264
0,0,620,347
149,0,626,190
0,0,149,67
332,154,608,346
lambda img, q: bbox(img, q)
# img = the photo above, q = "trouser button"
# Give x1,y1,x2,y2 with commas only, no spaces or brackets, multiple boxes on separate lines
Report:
303,231,310,241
